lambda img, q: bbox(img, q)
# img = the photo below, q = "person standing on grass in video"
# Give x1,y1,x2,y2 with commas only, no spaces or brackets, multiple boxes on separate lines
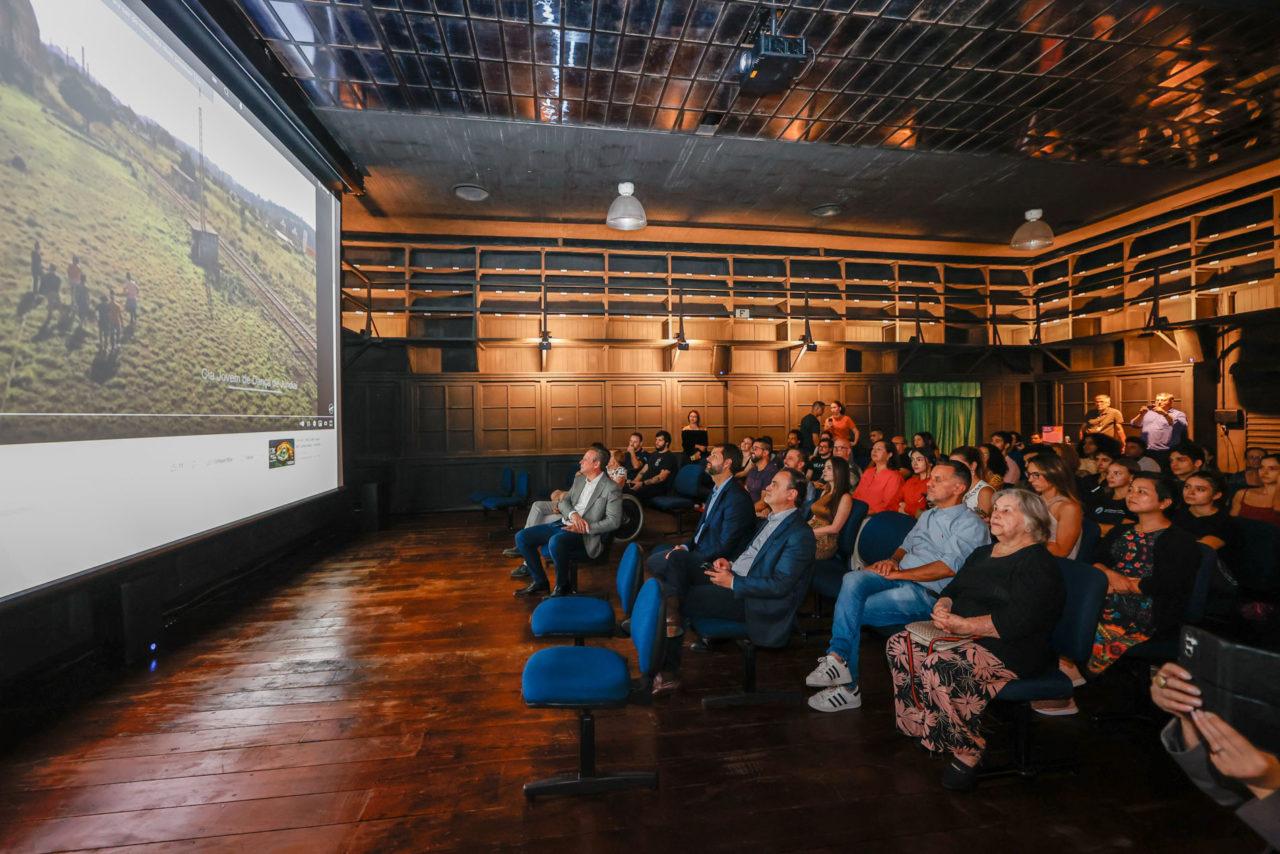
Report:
122,272,140,329
30,240,42,294
39,263,62,327
96,294,112,353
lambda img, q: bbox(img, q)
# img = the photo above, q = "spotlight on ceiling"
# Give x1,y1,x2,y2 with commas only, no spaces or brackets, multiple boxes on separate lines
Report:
606,181,646,231
1010,208,1054,251
453,183,489,202
809,203,842,218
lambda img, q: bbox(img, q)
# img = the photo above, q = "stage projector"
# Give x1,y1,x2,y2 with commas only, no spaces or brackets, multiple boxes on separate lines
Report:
738,34,807,96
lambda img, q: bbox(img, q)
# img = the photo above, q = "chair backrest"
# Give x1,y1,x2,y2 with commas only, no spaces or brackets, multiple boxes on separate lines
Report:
1224,516,1280,594
1052,557,1109,666
1185,543,1217,625
513,471,530,501
672,463,705,499
499,466,515,496
615,543,645,616
856,511,916,566
629,579,666,678
836,499,870,562
1077,517,1101,562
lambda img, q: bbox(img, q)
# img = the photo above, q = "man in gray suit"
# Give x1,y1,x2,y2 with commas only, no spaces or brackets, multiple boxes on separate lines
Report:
514,446,622,597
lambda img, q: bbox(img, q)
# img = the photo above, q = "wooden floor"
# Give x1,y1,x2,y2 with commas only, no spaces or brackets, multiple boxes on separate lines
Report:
0,512,1260,852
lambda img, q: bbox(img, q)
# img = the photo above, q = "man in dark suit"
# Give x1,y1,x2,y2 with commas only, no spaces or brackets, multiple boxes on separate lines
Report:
513,446,622,598
646,443,755,620
652,467,816,695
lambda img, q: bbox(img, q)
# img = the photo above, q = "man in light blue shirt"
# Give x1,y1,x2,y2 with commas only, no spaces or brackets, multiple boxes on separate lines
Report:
805,459,990,712
1131,392,1187,458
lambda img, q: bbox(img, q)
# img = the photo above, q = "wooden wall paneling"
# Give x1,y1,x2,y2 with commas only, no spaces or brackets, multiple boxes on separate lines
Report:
792,348,845,373
480,316,541,338
981,381,1020,439
792,381,842,436
478,347,541,373
606,319,665,339
342,380,403,460
676,381,729,446
409,383,445,454
547,381,606,451
729,381,788,444
480,382,540,452
608,381,666,448
446,383,475,452
671,347,716,373
608,348,665,373
546,346,605,373
730,349,777,373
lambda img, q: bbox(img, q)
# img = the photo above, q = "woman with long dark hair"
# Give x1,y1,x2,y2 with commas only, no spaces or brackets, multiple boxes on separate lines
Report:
810,456,855,560
852,439,905,514
950,446,995,521
1025,452,1083,559
899,449,933,518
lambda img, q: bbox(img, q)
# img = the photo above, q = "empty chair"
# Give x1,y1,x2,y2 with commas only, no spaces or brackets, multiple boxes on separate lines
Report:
530,543,645,644
469,466,513,506
979,557,1108,781
647,463,706,533
520,578,664,799
481,471,530,529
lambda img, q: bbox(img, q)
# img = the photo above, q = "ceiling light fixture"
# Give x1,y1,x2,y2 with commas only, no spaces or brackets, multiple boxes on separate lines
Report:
453,183,489,202
1011,208,1054,251
606,181,646,231
809,203,842,218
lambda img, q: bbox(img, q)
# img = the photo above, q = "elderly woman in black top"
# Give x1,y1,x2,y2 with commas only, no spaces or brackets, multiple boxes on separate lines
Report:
886,488,1065,791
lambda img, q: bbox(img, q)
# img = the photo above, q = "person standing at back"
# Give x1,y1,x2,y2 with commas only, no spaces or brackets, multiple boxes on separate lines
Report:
1081,393,1126,444
825,401,859,448
799,401,824,456
1131,393,1187,466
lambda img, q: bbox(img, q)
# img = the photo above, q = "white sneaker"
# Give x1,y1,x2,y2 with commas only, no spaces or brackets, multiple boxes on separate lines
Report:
808,685,862,712
805,654,852,688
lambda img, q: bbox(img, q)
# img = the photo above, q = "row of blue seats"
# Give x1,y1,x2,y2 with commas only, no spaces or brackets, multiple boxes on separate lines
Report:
515,503,1220,798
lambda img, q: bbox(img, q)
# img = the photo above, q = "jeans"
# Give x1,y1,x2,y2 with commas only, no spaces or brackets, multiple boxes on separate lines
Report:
827,570,938,683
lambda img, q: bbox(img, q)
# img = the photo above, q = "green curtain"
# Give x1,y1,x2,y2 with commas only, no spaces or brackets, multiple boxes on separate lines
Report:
902,382,981,454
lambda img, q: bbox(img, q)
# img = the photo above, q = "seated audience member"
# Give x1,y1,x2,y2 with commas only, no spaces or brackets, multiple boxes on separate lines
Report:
899,449,933,518
852,439,905,514
810,457,856,559
800,400,825,455
978,443,1009,490
780,447,820,517
890,434,911,470
1039,473,1200,713
913,431,938,460
809,437,834,483
1078,433,1121,477
824,401,859,447
1173,470,1233,552
1150,661,1280,849
1025,452,1084,559
1087,458,1138,535
623,432,649,480
806,460,990,712
1124,436,1162,473
951,446,996,521
1227,446,1266,496
887,489,1065,791
856,428,885,470
785,429,804,456
513,447,622,598
606,450,628,486
1054,442,1083,480
1230,453,1280,528
654,469,816,695
503,480,577,577
681,409,709,462
1169,442,1208,484
629,430,679,499
832,437,861,489
1078,445,1117,501
647,445,756,633
745,437,781,506
990,431,1023,483
734,436,755,481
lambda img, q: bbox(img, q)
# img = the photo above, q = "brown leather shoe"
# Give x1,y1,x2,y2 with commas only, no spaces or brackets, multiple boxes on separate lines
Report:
651,673,681,698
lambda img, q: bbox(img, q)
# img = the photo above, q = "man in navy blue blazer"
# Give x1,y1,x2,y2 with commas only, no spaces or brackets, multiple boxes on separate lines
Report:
646,443,756,620
652,467,816,695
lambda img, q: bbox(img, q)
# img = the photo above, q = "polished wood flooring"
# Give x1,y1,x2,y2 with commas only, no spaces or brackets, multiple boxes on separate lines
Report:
0,513,1261,852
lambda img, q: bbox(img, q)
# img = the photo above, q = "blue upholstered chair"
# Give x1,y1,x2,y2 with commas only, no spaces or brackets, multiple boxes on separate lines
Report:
520,578,664,799
530,543,644,644
469,466,513,506
647,463,706,534
979,557,1108,781
853,511,917,568
481,471,530,529
1224,517,1280,595
809,499,870,607
1077,517,1101,562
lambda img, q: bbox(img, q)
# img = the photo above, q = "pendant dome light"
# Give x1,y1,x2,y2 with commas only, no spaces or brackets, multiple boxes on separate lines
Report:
1010,208,1054,251
606,181,647,231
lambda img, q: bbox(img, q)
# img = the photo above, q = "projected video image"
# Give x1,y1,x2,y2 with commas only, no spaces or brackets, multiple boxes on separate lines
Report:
0,0,332,444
